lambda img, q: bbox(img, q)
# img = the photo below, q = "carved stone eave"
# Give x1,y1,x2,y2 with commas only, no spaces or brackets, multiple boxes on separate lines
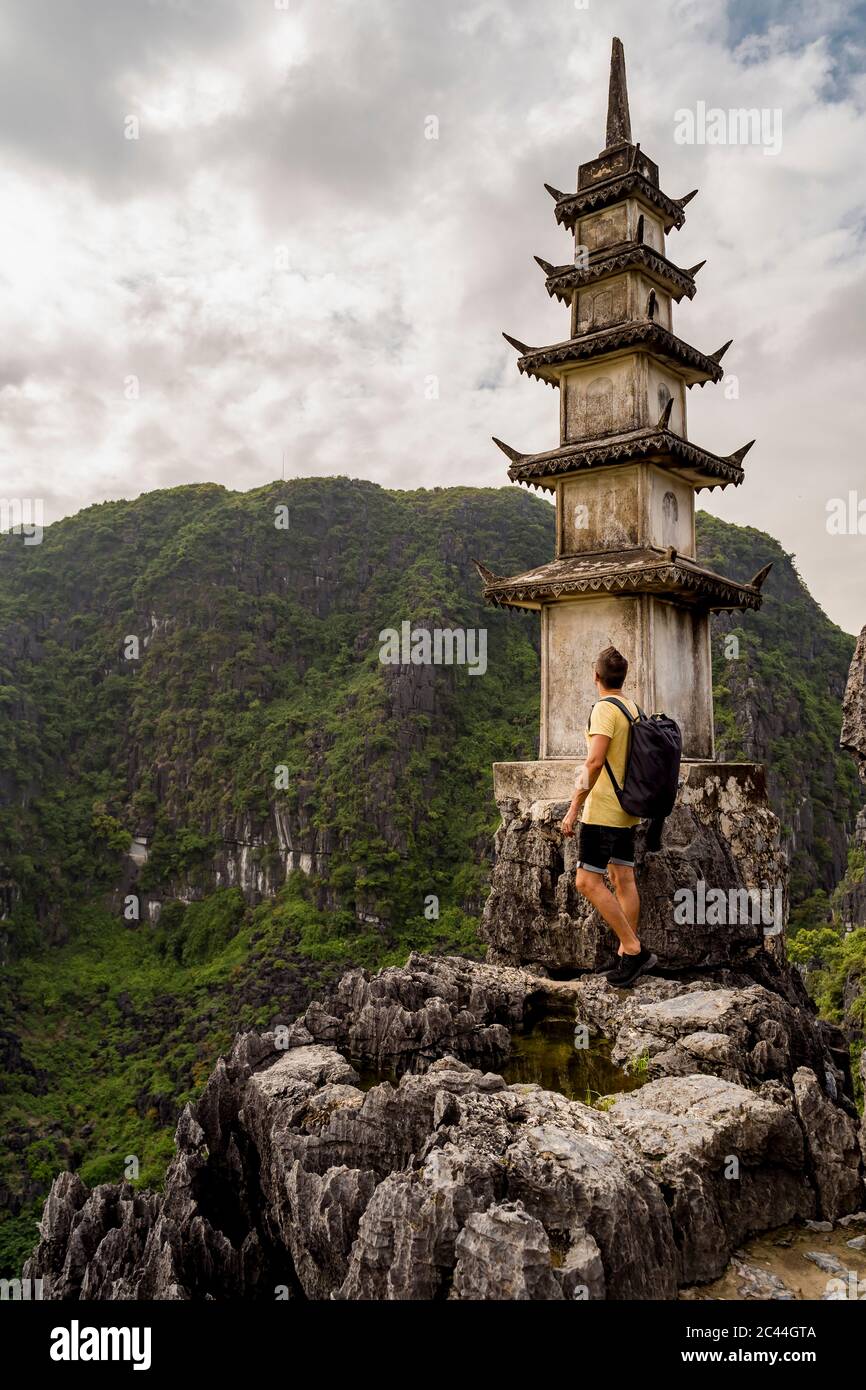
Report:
508,322,726,388
553,172,689,234
502,427,747,492
542,241,699,304
477,548,764,613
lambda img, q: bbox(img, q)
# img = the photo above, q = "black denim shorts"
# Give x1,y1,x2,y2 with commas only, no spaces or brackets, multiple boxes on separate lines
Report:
577,823,636,873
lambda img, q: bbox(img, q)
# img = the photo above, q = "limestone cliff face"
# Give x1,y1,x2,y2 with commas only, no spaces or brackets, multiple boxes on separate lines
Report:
839,629,866,1165
842,627,866,785
839,628,866,928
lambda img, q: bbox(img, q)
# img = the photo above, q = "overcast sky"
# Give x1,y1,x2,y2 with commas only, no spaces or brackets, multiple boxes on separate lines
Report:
0,0,864,633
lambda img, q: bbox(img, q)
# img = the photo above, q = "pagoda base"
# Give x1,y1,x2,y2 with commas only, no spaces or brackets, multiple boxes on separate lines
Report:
481,759,787,972
539,592,716,761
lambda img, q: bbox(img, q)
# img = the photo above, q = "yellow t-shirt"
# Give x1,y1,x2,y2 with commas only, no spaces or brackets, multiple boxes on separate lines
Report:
581,697,641,828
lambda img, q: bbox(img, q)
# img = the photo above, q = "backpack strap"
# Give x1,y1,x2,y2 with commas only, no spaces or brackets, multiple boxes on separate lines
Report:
600,696,639,723
590,697,641,807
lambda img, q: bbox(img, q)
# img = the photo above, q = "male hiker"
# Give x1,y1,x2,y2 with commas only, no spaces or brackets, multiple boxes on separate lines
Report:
560,645,658,988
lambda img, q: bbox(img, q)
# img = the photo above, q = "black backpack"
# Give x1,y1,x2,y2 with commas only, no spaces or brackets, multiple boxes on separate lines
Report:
593,697,682,821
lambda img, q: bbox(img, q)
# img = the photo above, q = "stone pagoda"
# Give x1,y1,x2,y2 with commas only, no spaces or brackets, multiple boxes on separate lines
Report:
478,39,785,974
477,36,769,774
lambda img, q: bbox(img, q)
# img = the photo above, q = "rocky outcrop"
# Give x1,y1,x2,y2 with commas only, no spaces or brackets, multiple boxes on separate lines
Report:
610,1074,812,1283
24,953,865,1300
791,1067,864,1222
838,629,866,933
279,953,533,1074
573,973,849,1099
483,762,787,973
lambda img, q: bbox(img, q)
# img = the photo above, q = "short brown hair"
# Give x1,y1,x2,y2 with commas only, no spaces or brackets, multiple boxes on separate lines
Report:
595,646,628,689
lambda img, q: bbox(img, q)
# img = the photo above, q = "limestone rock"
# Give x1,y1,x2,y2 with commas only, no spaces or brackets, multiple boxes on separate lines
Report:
803,1250,846,1274
450,1204,566,1300
573,974,846,1095
731,1258,795,1300
792,1067,864,1221
27,1036,677,1301
483,763,787,971
23,954,865,1301
285,952,533,1074
839,807,866,930
609,1074,812,1283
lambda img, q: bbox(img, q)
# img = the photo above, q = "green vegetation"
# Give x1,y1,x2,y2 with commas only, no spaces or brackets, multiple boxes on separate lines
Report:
0,479,547,935
697,513,859,900
0,481,862,1274
0,873,436,1275
787,841,866,1105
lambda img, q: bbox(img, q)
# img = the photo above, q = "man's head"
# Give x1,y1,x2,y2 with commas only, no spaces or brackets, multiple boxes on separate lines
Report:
594,645,628,690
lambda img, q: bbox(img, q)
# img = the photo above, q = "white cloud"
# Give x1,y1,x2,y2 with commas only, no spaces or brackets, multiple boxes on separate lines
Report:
0,0,863,632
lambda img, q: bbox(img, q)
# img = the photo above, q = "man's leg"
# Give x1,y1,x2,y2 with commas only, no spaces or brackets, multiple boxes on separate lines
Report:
575,868,641,955
608,863,640,957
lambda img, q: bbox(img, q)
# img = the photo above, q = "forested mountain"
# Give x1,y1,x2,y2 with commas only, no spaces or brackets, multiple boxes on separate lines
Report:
0,479,860,1273
699,514,859,899
0,480,549,952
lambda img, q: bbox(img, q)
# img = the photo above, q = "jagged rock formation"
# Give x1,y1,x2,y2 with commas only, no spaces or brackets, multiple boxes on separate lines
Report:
24,953,865,1300
17,624,866,1299
283,954,531,1073
573,973,851,1098
483,763,787,972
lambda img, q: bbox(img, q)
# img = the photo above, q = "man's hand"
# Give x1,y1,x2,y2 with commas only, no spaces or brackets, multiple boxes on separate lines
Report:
562,782,589,837
561,740,609,838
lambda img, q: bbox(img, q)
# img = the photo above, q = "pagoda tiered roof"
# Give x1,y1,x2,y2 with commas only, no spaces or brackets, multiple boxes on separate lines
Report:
475,549,763,613
476,37,763,625
505,321,730,388
549,173,695,236
495,427,752,492
538,240,702,305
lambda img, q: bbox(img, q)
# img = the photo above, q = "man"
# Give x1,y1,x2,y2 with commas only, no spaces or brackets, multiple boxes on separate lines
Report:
560,645,657,988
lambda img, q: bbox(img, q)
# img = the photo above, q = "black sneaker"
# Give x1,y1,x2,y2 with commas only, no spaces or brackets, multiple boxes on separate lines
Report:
601,955,625,979
607,947,658,988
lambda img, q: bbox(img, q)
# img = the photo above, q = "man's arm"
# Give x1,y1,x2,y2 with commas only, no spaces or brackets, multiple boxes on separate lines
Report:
560,733,611,836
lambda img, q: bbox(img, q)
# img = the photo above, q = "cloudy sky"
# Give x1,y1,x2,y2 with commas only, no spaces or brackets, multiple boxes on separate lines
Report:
0,0,864,632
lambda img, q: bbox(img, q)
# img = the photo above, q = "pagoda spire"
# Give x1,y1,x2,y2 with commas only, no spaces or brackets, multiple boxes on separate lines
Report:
605,36,632,149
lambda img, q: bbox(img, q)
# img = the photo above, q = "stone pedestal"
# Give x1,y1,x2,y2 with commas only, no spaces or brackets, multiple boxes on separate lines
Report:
482,760,788,972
